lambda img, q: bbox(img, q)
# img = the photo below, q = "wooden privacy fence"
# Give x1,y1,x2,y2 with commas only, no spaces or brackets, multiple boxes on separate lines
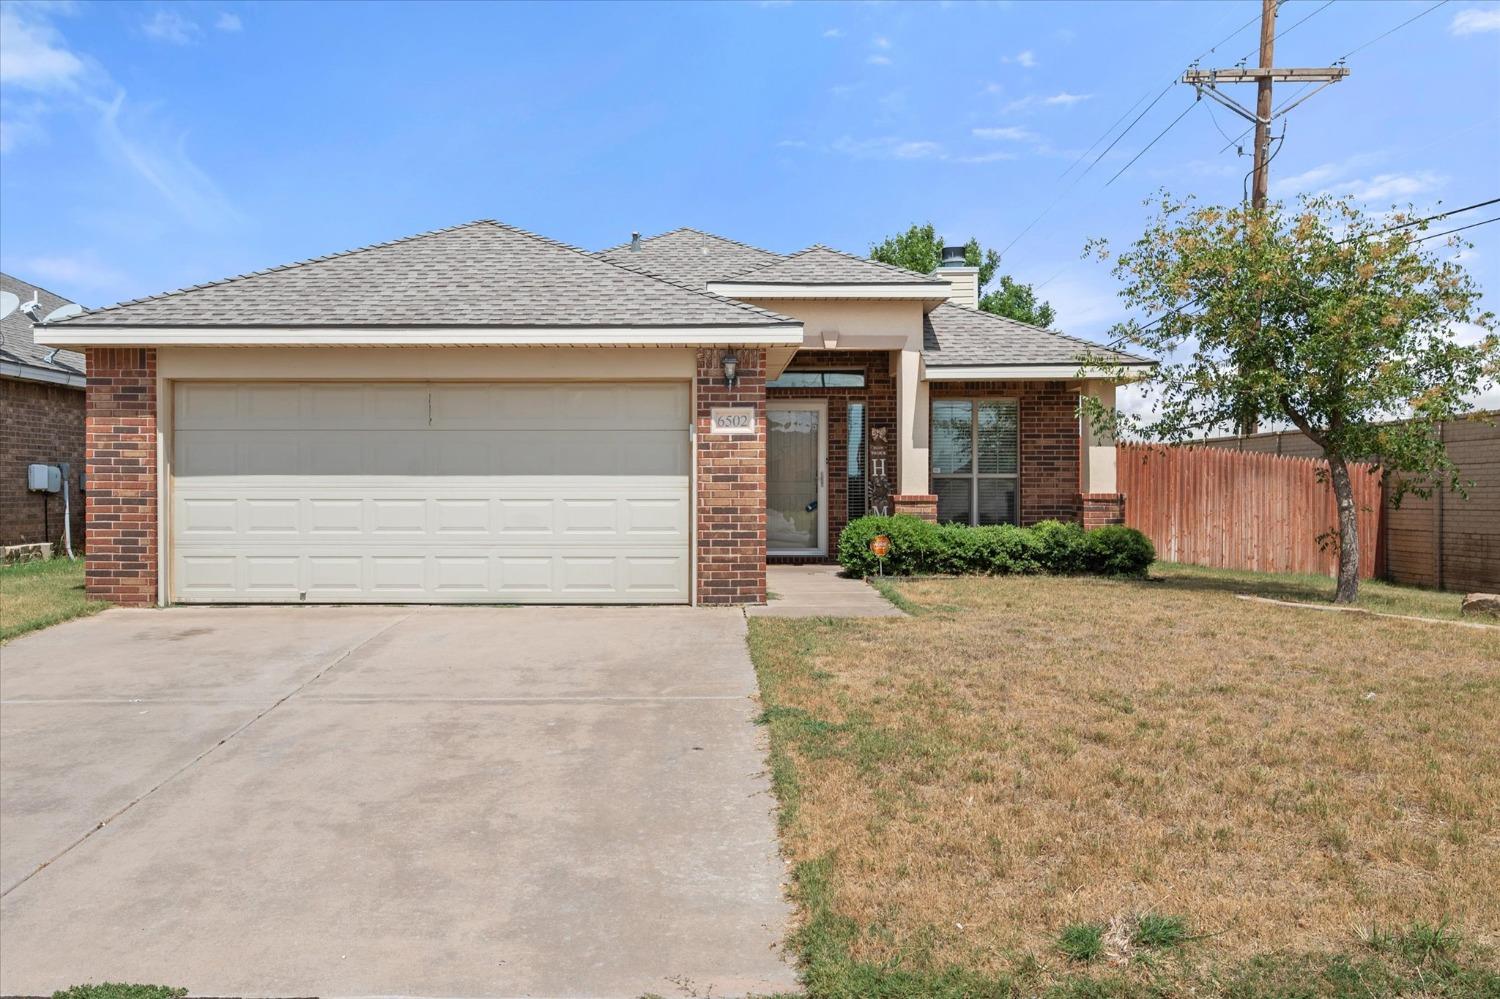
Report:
1117,444,1384,578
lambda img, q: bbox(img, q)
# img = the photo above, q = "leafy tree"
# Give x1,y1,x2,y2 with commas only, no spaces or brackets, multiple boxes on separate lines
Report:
1083,193,1497,604
980,274,1056,329
870,222,1054,327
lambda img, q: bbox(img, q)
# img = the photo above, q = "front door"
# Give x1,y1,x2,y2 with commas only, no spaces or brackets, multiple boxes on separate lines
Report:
767,401,827,556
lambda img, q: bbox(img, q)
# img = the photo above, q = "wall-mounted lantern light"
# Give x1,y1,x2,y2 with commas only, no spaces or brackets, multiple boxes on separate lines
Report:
721,351,739,388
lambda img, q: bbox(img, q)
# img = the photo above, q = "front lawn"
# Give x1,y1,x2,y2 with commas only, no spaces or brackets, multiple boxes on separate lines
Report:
0,558,108,643
748,573,1500,996
1153,561,1470,622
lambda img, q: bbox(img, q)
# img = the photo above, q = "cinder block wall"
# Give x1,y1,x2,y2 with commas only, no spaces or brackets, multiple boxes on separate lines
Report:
695,347,767,604
1,378,85,548
85,348,158,605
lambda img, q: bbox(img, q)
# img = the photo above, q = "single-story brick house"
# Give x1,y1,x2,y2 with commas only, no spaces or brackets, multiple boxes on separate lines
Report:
2,272,87,551
34,221,1150,606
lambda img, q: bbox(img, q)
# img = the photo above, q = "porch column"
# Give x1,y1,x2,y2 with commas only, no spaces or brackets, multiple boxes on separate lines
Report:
1079,380,1125,528
892,348,936,521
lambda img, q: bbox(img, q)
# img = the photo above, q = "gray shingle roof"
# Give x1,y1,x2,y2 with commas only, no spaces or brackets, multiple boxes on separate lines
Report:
1,273,85,380
597,228,781,291
718,244,949,286
923,303,1152,368
52,221,797,329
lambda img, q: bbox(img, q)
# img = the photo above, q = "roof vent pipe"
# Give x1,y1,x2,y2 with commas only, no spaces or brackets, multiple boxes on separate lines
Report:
630,232,641,251
939,244,968,268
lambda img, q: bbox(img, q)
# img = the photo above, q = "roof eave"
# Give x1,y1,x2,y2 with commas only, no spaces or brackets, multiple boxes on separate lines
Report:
923,361,1156,381
34,324,806,348
1,360,87,388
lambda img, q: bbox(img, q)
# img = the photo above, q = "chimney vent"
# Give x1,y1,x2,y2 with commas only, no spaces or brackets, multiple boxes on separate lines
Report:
630,232,642,251
940,245,967,268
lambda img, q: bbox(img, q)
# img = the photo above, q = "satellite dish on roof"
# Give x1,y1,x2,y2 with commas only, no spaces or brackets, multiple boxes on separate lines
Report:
41,303,84,324
0,291,18,320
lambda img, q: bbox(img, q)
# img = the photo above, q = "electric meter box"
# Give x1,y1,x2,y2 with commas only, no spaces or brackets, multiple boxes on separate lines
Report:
27,464,61,494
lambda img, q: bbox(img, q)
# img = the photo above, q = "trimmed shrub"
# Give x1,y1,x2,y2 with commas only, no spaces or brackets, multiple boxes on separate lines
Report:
837,515,939,577
836,515,1155,579
1082,525,1156,577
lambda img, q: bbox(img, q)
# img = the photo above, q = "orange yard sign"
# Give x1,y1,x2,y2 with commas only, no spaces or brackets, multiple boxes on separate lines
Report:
870,535,891,558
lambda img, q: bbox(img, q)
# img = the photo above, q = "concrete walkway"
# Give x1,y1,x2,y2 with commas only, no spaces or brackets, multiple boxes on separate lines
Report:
0,605,795,998
750,564,905,618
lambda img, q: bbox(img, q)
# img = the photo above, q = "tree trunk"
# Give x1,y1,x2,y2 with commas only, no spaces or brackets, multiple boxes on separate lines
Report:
1327,455,1361,604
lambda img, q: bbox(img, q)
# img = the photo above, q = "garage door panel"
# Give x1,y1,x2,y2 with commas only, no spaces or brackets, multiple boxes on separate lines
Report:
171,382,691,604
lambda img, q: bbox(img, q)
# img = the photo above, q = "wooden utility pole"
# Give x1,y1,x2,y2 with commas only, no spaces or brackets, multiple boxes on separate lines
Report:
1181,4,1350,209
1182,0,1349,433
1251,0,1277,209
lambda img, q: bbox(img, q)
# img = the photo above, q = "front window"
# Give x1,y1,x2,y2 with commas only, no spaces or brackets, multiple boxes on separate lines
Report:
931,399,1018,525
767,370,866,389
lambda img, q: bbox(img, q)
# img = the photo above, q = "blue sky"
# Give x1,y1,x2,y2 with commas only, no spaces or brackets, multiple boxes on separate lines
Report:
2,0,1497,354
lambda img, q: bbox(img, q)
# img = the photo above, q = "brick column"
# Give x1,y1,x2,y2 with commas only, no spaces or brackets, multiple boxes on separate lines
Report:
1080,492,1126,529
86,348,158,605
891,494,938,522
695,347,766,605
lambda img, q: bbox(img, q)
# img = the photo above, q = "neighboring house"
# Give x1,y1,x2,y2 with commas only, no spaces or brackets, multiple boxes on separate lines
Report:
1,272,87,550
35,221,1151,607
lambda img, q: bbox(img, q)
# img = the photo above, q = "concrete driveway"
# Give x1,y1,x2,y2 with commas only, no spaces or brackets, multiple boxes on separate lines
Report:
0,605,796,998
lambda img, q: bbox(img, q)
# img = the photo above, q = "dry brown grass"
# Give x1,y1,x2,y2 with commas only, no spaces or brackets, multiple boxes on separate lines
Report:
748,572,1500,981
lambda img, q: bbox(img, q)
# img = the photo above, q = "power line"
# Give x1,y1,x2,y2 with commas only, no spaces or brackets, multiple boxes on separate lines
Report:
1216,0,1449,156
1102,198,1499,348
1237,0,1336,63
1414,215,1498,242
1106,101,1202,187
1338,0,1450,60
1000,4,1270,256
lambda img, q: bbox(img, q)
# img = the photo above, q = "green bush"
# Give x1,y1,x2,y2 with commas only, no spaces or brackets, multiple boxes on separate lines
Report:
837,515,1154,579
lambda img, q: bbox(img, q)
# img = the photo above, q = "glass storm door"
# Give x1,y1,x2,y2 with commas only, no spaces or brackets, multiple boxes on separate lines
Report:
767,401,827,555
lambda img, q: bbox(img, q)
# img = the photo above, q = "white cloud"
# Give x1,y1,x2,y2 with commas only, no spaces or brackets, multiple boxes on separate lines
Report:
1450,8,1500,34
776,138,809,148
823,27,843,38
1003,91,1094,113
872,35,892,49
1346,171,1445,201
954,151,1018,164
831,135,945,160
215,11,243,32
972,126,1037,141
142,10,200,45
891,140,942,159
867,54,892,66
1002,50,1037,67
1043,91,1092,106
0,6,85,92
96,92,241,229
14,253,131,296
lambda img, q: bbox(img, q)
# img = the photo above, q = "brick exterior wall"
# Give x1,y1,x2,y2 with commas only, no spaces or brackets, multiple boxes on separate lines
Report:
1,377,85,549
695,347,766,605
931,380,1082,525
85,348,158,606
1080,492,1126,528
892,494,938,521
766,350,897,559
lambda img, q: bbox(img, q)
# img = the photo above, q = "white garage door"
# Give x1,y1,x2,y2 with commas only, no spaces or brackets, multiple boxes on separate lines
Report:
171,381,691,604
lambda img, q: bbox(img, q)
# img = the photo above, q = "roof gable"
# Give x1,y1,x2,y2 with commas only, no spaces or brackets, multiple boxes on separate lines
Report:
56,221,795,329
596,228,781,290
717,245,948,287
923,303,1151,368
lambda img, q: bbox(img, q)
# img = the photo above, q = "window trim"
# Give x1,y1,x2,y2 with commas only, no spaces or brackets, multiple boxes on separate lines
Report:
930,397,1020,526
